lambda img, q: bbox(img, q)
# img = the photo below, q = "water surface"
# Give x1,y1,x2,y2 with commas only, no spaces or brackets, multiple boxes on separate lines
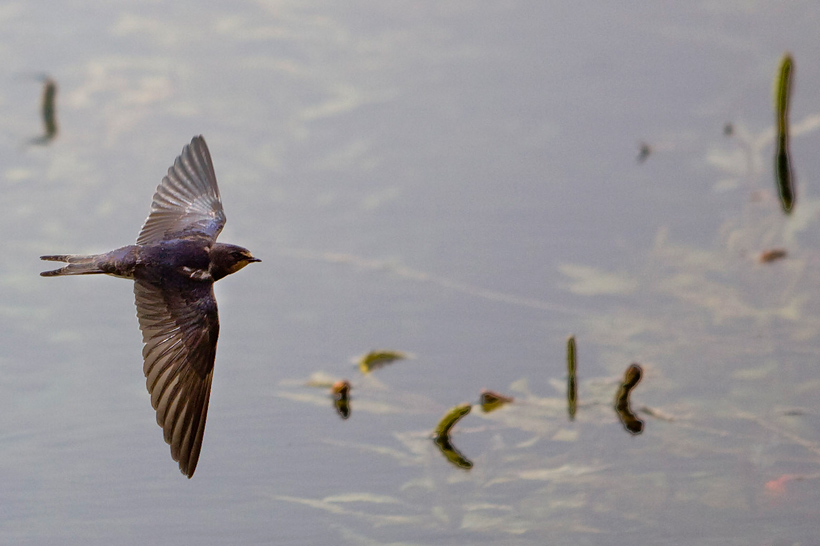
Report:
2,2,820,544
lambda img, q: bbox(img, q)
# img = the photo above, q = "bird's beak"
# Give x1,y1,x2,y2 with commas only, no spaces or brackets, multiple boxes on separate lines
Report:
247,256,261,263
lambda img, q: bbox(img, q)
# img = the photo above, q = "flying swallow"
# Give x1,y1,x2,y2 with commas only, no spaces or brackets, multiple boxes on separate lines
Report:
41,136,259,478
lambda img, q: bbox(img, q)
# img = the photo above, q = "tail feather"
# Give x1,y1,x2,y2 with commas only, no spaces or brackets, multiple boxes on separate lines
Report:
40,254,106,277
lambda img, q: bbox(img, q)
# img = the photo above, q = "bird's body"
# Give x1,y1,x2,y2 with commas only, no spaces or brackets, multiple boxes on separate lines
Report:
40,136,259,478
42,240,254,282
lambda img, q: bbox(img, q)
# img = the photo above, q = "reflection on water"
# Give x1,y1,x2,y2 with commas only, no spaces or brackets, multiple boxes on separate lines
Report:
432,433,473,470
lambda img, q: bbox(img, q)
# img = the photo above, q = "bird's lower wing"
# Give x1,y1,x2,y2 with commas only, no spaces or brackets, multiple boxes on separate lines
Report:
133,279,220,478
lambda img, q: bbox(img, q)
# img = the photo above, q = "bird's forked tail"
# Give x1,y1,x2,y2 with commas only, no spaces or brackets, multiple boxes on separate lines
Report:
40,254,107,277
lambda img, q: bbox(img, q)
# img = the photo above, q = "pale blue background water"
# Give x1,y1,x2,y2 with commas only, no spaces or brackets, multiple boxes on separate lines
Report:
2,2,820,544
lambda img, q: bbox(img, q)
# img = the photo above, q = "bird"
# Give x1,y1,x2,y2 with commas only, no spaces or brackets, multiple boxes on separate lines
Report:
40,135,260,478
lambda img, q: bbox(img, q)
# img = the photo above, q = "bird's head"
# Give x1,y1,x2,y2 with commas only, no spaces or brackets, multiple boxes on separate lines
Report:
210,243,260,280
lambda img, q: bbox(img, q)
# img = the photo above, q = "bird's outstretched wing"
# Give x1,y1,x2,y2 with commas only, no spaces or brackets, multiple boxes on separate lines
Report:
134,278,220,478
137,136,226,245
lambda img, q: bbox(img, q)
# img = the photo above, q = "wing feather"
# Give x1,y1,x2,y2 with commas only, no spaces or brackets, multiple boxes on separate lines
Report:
134,279,219,478
137,136,226,245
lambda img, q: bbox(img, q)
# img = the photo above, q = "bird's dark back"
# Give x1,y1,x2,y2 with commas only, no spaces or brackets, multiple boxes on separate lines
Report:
135,238,212,286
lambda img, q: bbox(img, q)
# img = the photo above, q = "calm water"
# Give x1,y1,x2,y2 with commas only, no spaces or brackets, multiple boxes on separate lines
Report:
3,2,820,544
